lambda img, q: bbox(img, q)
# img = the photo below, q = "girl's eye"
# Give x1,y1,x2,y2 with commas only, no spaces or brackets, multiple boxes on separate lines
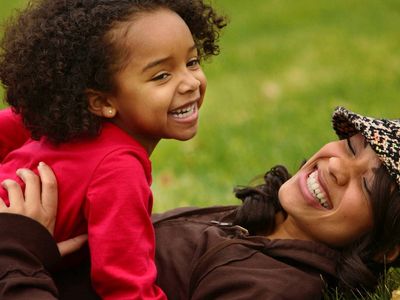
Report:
187,58,200,68
346,138,356,155
151,73,170,81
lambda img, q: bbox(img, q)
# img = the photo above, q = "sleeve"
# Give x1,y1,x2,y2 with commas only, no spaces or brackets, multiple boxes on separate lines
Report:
0,213,61,300
85,150,166,300
0,108,30,160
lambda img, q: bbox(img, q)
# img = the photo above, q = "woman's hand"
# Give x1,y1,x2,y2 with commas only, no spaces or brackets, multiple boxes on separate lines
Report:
0,162,57,233
0,162,87,256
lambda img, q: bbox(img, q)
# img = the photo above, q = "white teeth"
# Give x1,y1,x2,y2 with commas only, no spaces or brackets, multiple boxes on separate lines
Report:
170,103,196,119
307,170,330,209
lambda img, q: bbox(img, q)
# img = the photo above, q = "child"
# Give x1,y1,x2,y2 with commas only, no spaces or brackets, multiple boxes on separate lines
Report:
0,0,226,299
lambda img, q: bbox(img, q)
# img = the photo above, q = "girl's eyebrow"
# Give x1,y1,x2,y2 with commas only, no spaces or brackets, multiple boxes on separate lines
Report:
188,44,197,52
142,57,171,73
141,44,197,73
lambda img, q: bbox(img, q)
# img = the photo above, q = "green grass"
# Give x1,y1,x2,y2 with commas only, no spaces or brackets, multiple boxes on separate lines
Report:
1,1,400,298
152,0,400,211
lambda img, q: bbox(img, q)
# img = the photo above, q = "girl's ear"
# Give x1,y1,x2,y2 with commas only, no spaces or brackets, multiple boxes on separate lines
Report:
86,89,116,119
374,245,400,263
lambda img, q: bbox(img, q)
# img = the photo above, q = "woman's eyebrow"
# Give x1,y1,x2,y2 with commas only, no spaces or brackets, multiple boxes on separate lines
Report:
363,138,368,148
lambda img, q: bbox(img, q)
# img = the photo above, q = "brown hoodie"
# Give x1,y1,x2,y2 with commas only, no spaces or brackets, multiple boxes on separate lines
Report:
154,206,339,300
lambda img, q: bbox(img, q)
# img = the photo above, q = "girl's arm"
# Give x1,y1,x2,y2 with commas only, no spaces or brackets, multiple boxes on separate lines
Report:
0,108,30,160
85,153,166,300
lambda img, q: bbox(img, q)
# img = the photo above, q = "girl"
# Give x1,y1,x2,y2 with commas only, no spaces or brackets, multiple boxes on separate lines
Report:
0,106,399,299
0,0,226,299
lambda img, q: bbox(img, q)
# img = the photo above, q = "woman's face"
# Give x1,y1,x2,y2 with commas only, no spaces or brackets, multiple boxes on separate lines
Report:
276,133,381,247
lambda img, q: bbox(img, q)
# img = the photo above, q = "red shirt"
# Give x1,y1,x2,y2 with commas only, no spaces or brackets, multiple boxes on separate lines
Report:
0,108,30,159
0,108,166,300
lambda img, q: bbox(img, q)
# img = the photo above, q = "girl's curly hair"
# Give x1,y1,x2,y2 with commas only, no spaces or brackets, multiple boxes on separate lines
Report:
0,0,226,143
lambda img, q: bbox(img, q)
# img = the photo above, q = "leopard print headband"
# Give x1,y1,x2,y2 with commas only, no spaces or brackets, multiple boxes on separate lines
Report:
332,106,400,186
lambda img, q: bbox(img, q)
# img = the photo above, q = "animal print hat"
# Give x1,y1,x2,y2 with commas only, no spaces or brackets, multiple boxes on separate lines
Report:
332,106,400,186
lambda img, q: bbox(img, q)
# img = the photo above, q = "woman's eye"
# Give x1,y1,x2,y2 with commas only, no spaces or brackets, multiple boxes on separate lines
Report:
346,138,356,155
151,73,169,81
187,58,200,68
363,177,372,196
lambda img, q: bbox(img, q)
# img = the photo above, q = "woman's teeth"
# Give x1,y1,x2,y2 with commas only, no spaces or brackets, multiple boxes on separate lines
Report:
307,170,330,209
170,103,196,119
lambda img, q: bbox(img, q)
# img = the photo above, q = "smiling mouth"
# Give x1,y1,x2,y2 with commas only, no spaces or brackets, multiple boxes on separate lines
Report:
169,102,197,119
306,170,332,209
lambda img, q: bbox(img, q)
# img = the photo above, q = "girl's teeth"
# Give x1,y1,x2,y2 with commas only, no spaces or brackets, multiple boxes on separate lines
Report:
307,170,330,209
171,104,196,119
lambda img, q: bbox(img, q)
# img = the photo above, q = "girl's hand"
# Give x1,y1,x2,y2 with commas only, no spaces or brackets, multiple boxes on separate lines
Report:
0,162,87,256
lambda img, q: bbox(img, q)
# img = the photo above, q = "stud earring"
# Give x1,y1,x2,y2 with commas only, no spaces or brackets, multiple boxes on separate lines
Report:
108,108,114,116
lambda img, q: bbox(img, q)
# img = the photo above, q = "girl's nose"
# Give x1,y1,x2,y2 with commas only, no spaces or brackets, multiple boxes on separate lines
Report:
178,71,201,94
328,157,350,186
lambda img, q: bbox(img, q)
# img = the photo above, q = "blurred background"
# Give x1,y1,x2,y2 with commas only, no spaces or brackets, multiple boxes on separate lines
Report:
1,0,400,212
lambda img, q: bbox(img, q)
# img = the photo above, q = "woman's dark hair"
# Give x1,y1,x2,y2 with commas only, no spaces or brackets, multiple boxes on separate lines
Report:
234,165,290,235
0,0,226,143
233,164,400,294
336,165,400,293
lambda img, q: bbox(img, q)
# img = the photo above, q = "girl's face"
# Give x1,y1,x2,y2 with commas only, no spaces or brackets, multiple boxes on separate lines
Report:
108,9,206,152
275,133,381,247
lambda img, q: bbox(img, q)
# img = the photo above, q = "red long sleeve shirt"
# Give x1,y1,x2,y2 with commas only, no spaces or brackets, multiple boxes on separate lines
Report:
0,108,30,159
0,108,166,300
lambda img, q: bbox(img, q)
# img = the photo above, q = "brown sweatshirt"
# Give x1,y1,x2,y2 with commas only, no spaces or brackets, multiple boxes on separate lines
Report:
154,206,338,300
0,207,339,299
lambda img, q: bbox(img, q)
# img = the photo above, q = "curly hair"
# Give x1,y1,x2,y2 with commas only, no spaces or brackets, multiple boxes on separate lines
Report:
0,0,226,143
233,164,400,295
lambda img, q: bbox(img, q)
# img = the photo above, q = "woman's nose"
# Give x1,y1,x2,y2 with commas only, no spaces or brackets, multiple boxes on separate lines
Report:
328,157,350,186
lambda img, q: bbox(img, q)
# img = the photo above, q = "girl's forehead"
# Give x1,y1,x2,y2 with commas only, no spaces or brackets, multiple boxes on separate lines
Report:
109,9,195,69
111,8,182,37
109,9,189,48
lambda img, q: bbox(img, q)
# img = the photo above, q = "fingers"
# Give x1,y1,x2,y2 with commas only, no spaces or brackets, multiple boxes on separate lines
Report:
37,162,58,217
57,234,88,257
16,168,41,210
1,179,25,212
0,196,8,211
0,162,58,236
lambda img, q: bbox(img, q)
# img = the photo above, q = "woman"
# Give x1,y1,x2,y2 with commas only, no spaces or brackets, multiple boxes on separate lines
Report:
0,106,400,299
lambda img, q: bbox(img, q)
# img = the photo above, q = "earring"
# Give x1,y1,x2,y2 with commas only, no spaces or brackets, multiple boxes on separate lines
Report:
108,108,114,116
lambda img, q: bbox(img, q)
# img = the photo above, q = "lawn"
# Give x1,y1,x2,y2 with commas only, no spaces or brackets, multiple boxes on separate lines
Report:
1,1,400,298
152,0,400,211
